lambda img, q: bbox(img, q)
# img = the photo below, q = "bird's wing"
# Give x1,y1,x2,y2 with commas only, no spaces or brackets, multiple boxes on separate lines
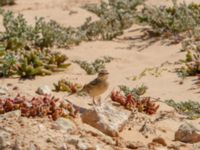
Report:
64,78,101,97
89,78,100,86
82,78,100,91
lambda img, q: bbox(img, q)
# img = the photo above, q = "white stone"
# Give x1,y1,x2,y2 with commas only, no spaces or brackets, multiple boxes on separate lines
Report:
38,124,46,131
54,118,76,131
36,85,51,95
77,140,91,150
81,103,131,137
154,147,168,150
66,136,93,150
0,110,21,120
13,140,22,150
28,143,37,150
79,124,116,145
66,135,79,145
0,86,8,95
0,131,11,149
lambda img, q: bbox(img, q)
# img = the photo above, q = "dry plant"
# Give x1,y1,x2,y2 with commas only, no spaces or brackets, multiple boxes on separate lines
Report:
165,99,200,119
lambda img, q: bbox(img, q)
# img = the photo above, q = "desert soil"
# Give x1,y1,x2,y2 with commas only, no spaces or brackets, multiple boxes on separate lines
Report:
1,0,200,150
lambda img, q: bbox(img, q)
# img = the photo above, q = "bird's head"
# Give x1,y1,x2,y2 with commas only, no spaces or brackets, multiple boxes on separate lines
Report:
97,69,109,80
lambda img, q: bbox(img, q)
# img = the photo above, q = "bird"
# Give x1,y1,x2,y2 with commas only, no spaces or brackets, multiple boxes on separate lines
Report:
80,69,109,105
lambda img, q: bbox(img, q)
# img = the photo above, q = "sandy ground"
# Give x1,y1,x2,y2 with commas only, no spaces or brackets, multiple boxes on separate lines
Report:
1,0,200,149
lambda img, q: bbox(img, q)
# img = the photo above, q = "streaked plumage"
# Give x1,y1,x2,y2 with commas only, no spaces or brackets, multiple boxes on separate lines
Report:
81,69,109,105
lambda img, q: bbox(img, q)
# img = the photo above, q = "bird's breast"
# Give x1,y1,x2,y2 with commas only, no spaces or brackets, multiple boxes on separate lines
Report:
88,81,109,97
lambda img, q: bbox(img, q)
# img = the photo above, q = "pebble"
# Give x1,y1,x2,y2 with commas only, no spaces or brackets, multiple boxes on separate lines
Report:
36,85,51,95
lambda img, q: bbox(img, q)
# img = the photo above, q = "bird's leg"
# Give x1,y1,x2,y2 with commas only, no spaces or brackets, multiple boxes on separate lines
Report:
98,96,101,106
92,97,96,105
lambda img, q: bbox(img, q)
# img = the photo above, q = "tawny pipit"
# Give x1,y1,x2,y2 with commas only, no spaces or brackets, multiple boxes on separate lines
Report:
81,69,109,105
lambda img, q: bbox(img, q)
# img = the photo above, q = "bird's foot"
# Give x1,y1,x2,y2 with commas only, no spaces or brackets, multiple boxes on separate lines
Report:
97,98,102,106
88,103,93,106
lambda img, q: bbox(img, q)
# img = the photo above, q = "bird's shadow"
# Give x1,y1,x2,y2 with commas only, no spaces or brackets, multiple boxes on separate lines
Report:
64,98,88,114
116,27,182,52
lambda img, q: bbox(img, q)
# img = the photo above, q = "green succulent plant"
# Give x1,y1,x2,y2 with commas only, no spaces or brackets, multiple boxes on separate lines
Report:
53,79,82,93
0,49,70,78
119,84,148,100
165,99,200,119
74,56,113,75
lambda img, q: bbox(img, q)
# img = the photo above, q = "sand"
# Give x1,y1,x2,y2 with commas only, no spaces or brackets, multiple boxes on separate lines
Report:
0,0,200,149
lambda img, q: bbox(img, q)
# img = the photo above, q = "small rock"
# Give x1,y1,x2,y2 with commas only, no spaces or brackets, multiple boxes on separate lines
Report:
0,86,8,95
59,144,68,150
46,138,52,143
95,144,104,150
28,143,37,150
79,124,115,145
154,147,168,150
175,123,200,143
67,136,93,150
36,85,51,95
66,135,80,145
38,124,46,131
126,141,145,149
13,86,19,90
13,140,22,150
0,110,21,120
148,142,167,150
77,140,92,150
7,83,13,87
152,137,167,146
81,103,131,137
53,118,76,131
3,127,14,133
0,131,11,149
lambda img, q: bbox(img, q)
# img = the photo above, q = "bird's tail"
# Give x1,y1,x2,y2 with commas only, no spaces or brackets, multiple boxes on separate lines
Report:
66,92,75,97
65,87,85,97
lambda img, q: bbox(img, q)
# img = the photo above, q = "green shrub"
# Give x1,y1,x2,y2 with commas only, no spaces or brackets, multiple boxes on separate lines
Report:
0,0,145,78
177,28,200,77
1,11,82,49
74,56,113,75
138,1,200,37
119,84,148,100
0,0,145,49
82,0,145,40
